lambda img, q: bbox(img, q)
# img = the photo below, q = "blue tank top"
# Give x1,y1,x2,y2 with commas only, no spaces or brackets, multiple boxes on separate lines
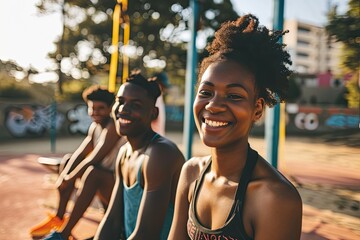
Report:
187,146,258,240
122,134,174,239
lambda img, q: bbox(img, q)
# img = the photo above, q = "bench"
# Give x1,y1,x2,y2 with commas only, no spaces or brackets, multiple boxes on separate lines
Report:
37,157,62,173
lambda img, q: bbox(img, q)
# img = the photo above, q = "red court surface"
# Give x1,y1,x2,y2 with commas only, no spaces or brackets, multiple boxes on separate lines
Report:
0,133,359,240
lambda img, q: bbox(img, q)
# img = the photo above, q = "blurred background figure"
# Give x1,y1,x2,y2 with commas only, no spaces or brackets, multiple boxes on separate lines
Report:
29,85,126,239
151,71,171,136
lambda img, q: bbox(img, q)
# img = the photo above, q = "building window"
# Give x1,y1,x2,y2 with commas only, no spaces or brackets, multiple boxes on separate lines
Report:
297,65,309,74
297,39,310,46
298,26,311,33
297,52,309,57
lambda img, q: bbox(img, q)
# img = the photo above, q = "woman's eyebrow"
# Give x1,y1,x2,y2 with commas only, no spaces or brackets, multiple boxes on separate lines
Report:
199,81,214,87
227,83,248,93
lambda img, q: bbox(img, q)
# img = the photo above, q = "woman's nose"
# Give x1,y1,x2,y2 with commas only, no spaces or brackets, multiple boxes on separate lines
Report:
205,95,226,113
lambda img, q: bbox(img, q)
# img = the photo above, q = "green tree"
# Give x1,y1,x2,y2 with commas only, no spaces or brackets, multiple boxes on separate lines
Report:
326,0,360,108
36,0,239,93
345,74,360,108
0,60,56,103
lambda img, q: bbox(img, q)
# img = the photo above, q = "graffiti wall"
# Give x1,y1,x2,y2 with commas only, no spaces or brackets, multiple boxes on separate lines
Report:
164,104,359,135
4,104,64,137
66,104,92,135
0,101,359,140
284,104,359,134
0,101,92,140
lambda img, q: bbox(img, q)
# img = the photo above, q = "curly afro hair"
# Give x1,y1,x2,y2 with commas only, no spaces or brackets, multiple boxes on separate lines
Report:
198,14,292,107
82,85,115,107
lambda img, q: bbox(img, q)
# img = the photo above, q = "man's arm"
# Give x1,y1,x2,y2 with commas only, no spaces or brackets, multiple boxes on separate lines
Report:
65,121,121,181
94,147,127,240
56,122,96,189
129,142,184,239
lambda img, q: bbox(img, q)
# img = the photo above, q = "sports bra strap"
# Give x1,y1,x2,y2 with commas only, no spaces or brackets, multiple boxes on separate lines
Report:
233,145,258,202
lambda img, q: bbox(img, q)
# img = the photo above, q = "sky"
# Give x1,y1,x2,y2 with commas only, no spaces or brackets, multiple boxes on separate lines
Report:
0,0,349,82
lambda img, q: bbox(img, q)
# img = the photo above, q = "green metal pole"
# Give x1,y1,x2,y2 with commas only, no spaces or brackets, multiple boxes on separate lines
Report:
265,0,284,168
183,0,199,160
50,100,57,153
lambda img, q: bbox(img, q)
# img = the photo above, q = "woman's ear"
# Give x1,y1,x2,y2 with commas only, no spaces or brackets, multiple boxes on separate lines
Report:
254,98,265,121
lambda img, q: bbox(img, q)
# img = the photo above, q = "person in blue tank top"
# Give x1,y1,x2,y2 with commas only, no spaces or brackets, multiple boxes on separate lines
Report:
169,14,303,240
94,73,185,240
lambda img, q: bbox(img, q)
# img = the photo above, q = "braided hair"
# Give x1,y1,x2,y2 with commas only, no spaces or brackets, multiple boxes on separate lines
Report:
198,14,292,107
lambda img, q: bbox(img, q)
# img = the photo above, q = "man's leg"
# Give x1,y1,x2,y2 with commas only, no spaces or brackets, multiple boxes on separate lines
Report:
29,154,74,237
56,154,76,219
60,166,115,239
56,178,76,219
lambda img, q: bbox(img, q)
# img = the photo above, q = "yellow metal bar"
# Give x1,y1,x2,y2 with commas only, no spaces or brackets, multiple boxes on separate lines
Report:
108,2,121,93
109,0,129,90
121,0,128,11
279,102,286,170
122,15,130,84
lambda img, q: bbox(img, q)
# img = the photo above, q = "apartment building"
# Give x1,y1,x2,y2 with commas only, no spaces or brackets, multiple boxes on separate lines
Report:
283,19,343,76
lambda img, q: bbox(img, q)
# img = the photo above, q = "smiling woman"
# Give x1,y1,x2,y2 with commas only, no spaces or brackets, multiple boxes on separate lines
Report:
169,14,303,240
194,61,260,148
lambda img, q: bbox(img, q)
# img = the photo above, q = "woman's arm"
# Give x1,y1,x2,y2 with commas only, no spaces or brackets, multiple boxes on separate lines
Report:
168,157,203,240
252,180,302,240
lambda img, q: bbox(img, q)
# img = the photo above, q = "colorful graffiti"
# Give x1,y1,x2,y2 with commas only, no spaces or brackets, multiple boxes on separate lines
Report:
163,104,359,133
1,103,358,139
66,104,92,135
286,105,359,131
325,114,359,128
4,104,64,137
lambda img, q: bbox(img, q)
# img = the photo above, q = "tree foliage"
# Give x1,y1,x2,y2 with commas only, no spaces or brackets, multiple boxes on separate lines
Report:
345,73,360,108
326,0,360,70
36,0,239,91
326,0,359,108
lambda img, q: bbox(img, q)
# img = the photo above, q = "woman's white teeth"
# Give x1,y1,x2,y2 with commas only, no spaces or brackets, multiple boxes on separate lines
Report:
205,119,228,127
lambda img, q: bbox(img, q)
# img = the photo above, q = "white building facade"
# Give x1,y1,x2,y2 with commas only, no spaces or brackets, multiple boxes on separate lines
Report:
283,19,343,76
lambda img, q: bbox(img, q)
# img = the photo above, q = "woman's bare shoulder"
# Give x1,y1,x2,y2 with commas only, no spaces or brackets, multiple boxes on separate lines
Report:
246,159,303,238
249,155,302,214
180,155,210,183
185,155,210,172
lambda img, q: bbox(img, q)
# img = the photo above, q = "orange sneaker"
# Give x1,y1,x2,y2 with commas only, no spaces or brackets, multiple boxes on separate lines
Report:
29,213,69,237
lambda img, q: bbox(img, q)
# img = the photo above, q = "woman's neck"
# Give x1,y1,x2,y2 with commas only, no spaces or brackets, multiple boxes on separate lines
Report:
210,140,249,178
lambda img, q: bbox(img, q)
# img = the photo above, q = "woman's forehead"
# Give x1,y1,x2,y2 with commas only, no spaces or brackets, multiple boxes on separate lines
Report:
201,61,255,85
